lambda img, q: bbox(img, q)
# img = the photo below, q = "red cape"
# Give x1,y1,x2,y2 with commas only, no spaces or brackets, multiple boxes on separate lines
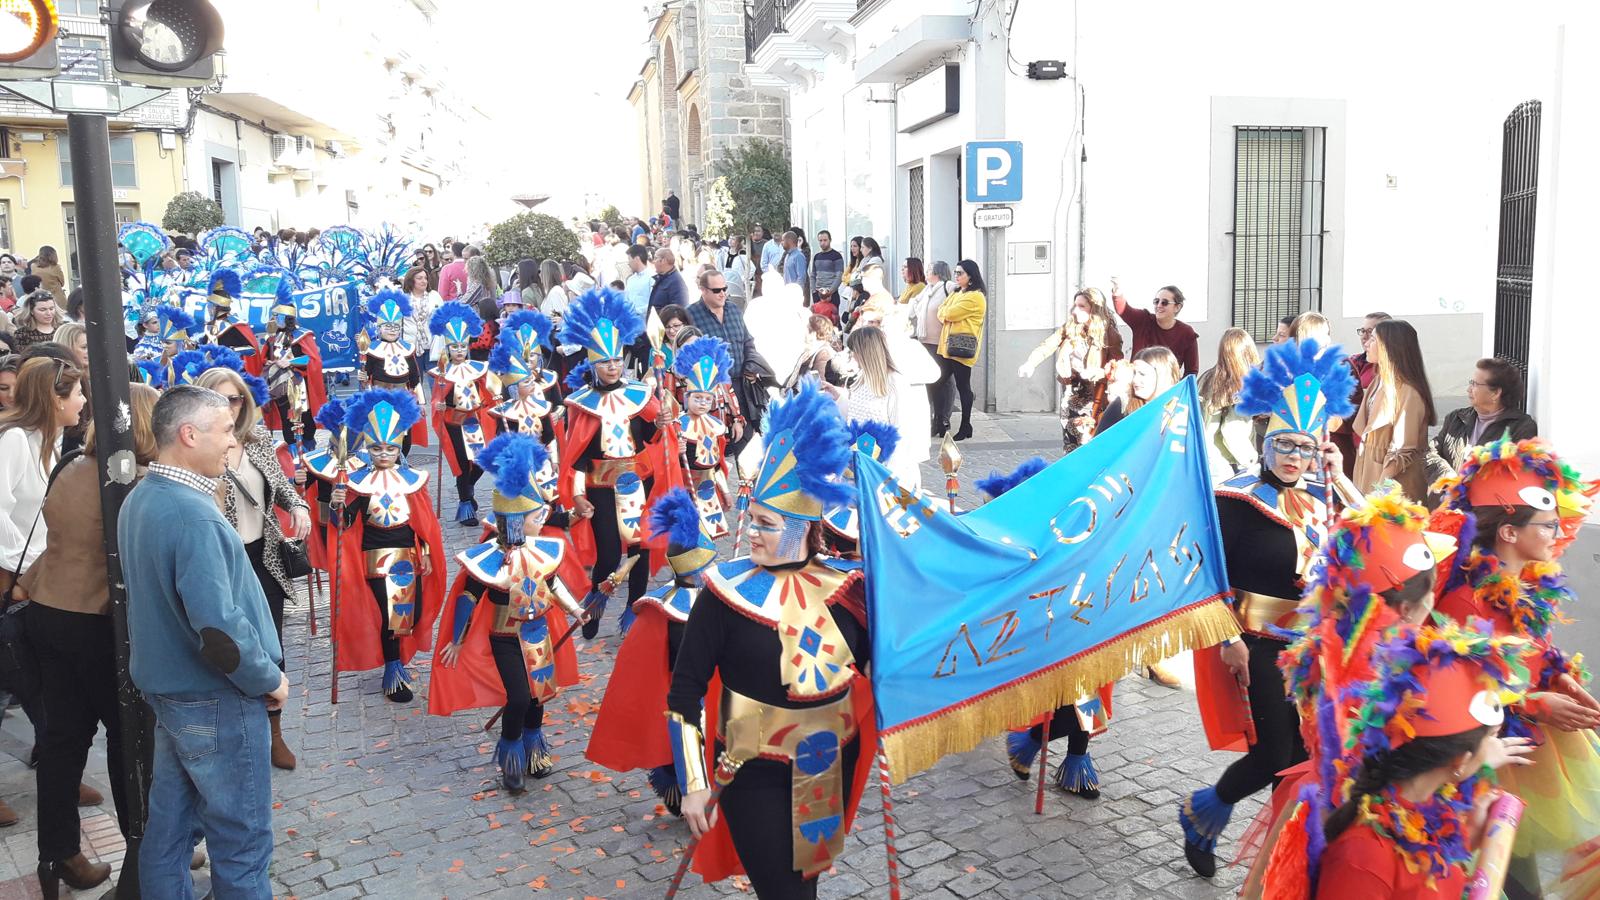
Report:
426,568,580,717
1194,643,1253,753
584,602,672,772
555,392,685,576
233,324,264,377
430,376,498,478
331,487,447,672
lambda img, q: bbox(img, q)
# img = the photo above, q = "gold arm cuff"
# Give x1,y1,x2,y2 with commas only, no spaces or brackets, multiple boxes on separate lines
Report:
665,712,710,795
1233,590,1301,637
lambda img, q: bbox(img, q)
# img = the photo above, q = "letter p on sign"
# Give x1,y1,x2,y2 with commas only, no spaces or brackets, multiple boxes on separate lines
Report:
965,141,1023,203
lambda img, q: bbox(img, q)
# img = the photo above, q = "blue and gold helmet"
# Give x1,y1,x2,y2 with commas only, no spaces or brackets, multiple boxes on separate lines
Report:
368,288,412,326
649,488,716,577
156,305,194,344
343,388,420,447
429,300,483,347
207,269,242,309
673,336,733,396
750,378,852,522
559,286,643,362
1238,339,1358,439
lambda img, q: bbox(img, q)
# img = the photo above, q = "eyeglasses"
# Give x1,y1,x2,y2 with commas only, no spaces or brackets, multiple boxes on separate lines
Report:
1357,327,1375,338
220,394,245,407
1152,298,1179,308
708,286,728,294
1466,379,1493,390
1269,437,1320,459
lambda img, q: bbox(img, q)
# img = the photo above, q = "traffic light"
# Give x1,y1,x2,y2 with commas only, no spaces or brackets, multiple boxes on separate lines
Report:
107,0,223,88
0,0,61,80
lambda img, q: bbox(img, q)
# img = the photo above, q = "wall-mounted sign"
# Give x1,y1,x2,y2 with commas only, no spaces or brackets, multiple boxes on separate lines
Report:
966,141,1022,203
896,63,959,133
974,206,1013,228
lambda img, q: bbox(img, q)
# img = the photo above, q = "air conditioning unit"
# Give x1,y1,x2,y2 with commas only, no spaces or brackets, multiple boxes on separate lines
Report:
15,131,45,143
295,135,316,155
325,140,344,158
270,134,295,162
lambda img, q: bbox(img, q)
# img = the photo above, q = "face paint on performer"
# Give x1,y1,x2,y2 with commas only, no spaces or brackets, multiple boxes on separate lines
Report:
1265,432,1318,484
594,358,624,386
448,342,469,364
369,442,402,469
379,322,402,342
749,505,810,566
685,390,713,416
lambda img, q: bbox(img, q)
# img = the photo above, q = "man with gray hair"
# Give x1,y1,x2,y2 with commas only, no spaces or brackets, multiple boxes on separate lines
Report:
648,246,688,311
119,384,286,898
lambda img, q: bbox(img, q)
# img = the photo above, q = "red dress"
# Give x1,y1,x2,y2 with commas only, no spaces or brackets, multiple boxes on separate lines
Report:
1315,825,1466,899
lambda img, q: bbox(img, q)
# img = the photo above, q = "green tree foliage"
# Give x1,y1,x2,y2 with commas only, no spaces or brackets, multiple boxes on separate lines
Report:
483,212,582,268
598,205,624,230
162,191,225,235
716,139,791,237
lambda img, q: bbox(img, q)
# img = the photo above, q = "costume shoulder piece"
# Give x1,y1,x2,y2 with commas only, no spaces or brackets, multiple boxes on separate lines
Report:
1215,470,1329,528
347,464,428,495
702,557,858,629
633,585,695,624
565,381,652,416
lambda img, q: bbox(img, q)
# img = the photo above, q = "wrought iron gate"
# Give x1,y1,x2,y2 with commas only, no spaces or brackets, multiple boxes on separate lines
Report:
1492,100,1540,380
908,164,925,260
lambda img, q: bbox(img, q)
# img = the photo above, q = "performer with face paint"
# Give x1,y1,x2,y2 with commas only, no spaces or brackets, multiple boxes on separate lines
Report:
1430,437,1600,894
155,306,195,383
429,301,499,526
260,280,326,453
429,432,589,793
488,309,561,438
666,378,877,899
555,287,684,639
196,269,261,370
299,400,367,576
673,336,735,538
329,389,446,702
1182,339,1362,878
585,486,717,815
359,288,428,453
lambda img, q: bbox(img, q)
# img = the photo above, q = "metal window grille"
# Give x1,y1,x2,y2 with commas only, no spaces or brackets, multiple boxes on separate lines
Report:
64,202,139,283
0,200,10,251
1492,100,1539,382
1230,127,1325,342
907,164,925,260
61,134,136,188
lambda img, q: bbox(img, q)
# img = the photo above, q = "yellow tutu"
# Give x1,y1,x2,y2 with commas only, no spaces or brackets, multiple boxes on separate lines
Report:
1501,728,1600,895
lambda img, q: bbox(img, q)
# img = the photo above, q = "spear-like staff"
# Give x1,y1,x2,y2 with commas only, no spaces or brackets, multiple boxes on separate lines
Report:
663,715,760,899
939,435,963,512
327,420,355,704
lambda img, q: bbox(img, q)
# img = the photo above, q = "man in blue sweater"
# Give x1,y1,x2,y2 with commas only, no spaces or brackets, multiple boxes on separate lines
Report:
120,385,286,899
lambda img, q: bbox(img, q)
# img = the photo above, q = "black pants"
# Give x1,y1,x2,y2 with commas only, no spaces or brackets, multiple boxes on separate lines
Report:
364,578,403,663
1214,636,1306,804
245,540,289,720
24,603,129,862
720,740,856,900
273,397,315,447
1027,705,1091,757
586,485,651,610
488,634,543,742
444,422,483,503
934,356,975,430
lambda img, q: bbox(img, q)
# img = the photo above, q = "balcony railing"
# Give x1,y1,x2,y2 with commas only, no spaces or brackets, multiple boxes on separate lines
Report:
746,0,787,62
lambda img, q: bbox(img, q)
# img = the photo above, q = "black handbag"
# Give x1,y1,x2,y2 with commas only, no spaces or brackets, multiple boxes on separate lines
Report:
226,463,313,580
945,332,979,360
0,448,79,698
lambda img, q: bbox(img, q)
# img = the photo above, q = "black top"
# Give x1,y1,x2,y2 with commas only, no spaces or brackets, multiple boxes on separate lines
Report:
573,379,659,473
1216,471,1303,603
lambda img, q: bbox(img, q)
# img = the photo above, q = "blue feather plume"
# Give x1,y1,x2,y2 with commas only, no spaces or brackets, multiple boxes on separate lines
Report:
342,388,421,437
1238,339,1358,423
156,304,194,334
243,374,270,408
488,338,522,375
315,398,347,433
170,350,208,383
845,419,900,465
565,359,592,391
207,268,242,299
199,343,244,373
977,456,1048,500
477,432,549,500
759,378,852,508
559,286,643,350
367,287,412,320
429,300,483,339
135,359,165,387
648,488,702,549
673,336,734,386
504,309,552,349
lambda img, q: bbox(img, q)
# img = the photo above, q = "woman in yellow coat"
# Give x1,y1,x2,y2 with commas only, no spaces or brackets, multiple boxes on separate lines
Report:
934,258,987,441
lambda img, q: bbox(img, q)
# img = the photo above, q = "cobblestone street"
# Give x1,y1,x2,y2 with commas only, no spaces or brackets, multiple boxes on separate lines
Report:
0,412,1261,899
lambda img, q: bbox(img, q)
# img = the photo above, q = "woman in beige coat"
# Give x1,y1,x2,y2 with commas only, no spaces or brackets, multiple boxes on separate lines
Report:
1352,319,1435,501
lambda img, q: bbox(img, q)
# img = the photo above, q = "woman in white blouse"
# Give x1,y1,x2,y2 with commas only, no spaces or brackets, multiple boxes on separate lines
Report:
0,358,86,583
823,325,934,491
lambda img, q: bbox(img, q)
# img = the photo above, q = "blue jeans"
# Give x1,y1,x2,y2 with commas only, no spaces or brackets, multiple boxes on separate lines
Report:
143,691,274,899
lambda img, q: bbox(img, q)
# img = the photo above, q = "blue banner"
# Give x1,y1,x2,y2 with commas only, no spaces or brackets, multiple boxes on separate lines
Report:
857,377,1237,781
179,279,363,371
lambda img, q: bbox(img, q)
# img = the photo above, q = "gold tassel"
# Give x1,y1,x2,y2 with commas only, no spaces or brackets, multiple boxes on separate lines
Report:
880,599,1240,783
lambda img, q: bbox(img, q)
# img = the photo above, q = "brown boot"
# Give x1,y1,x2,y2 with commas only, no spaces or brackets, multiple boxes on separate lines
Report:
76,782,103,807
0,797,17,827
270,715,297,771
38,852,111,898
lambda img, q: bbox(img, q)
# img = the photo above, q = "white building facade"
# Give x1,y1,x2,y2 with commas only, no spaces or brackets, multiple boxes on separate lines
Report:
756,0,1595,471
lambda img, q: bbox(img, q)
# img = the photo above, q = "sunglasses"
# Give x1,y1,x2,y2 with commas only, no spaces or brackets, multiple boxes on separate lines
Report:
708,286,728,294
1151,298,1179,308
220,393,245,407
1269,437,1319,460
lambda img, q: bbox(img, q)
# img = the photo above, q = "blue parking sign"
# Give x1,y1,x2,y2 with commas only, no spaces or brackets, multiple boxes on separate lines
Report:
965,141,1022,203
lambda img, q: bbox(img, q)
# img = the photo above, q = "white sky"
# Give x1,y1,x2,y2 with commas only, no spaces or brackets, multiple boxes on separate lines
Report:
435,0,652,220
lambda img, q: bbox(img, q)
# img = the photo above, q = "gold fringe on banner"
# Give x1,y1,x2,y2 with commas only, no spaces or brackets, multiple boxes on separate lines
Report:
880,598,1240,783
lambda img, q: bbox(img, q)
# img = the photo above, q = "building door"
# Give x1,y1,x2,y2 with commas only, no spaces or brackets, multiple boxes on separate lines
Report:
1492,100,1539,380
907,164,925,260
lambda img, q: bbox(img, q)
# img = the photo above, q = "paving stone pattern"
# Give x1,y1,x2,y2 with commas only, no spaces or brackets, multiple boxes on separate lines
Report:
0,413,1262,898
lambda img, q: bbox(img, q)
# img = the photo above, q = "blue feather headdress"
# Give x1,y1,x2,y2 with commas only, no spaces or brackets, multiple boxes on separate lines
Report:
649,487,717,576
477,432,552,512
197,225,254,262
169,350,209,385
488,337,530,382
242,374,270,408
315,398,347,434
977,456,1048,500
343,388,420,447
367,288,412,325
135,359,165,388
156,305,194,343
1238,339,1357,438
118,221,171,268
565,359,592,392
207,268,242,303
429,300,484,345
751,377,852,519
504,309,552,354
560,286,643,361
199,343,244,374
846,419,899,466
673,336,734,395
